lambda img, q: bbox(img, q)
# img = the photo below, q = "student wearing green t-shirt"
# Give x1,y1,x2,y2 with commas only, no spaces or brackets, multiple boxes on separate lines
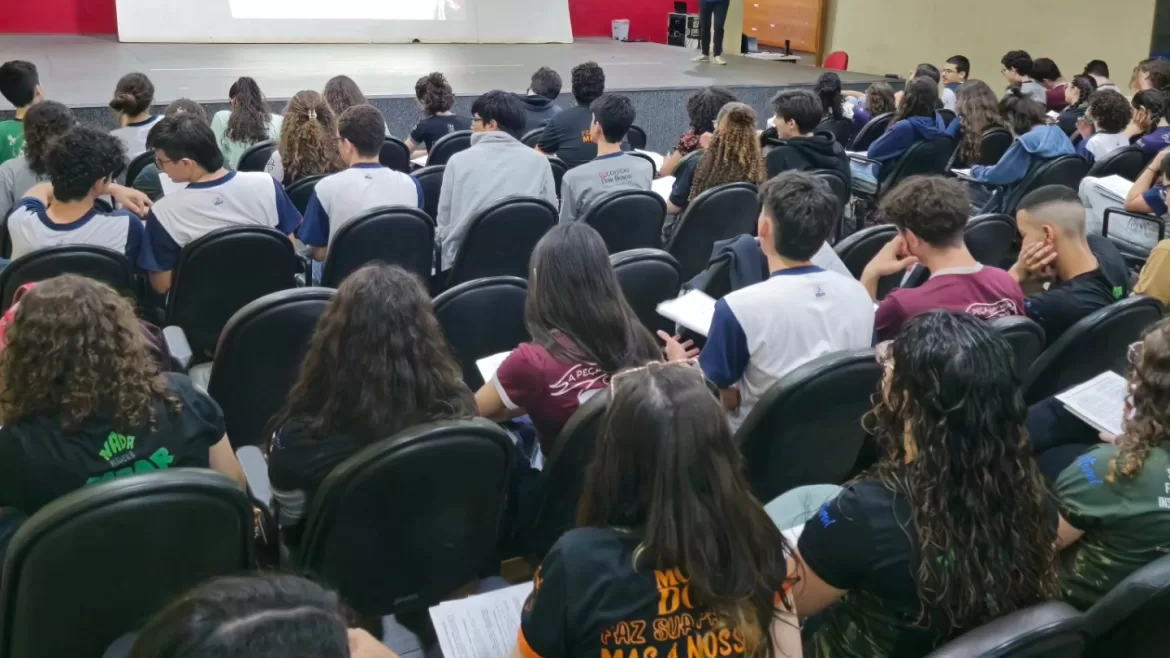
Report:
0,60,43,166
1055,317,1170,610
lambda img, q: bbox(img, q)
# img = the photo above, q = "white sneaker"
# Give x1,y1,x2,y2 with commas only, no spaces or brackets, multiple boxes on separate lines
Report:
692,54,709,63
713,56,727,65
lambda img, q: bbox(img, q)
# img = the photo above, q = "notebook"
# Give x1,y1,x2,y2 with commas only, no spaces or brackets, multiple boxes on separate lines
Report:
657,289,717,336
430,582,533,658
1056,371,1129,437
1092,175,1134,202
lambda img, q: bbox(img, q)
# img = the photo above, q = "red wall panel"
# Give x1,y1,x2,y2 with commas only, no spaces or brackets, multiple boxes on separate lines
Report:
569,0,696,43
0,0,118,34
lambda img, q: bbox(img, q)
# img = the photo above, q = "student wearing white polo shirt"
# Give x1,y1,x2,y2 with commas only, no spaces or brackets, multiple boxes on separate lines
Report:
301,104,423,266
662,171,875,430
140,114,301,293
7,126,146,262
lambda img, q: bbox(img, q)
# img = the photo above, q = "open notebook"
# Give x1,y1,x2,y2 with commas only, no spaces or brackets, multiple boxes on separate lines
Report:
1091,175,1134,202
1056,371,1129,437
656,289,716,337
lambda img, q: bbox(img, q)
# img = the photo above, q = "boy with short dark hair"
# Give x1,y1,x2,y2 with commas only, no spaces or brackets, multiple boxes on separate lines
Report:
0,61,43,165
760,89,850,181
1083,60,1120,92
559,94,653,223
1000,50,1048,104
942,55,970,91
1032,58,1069,111
537,62,608,168
519,66,563,133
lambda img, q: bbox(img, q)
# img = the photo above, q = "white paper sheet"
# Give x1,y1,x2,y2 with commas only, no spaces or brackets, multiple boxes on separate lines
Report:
430,582,534,658
1092,174,1135,202
1047,110,1061,120
476,351,511,384
412,155,428,167
951,168,973,178
652,176,676,201
634,149,665,171
1056,371,1129,437
657,289,717,336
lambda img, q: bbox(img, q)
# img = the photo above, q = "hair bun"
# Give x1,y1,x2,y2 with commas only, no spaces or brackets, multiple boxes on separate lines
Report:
109,92,138,112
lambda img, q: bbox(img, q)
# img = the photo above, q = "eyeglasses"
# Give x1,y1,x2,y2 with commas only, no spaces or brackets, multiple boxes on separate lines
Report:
154,154,177,168
941,68,958,75
471,116,484,125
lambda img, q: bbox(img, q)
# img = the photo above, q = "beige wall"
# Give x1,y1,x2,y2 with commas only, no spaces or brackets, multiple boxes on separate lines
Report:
823,0,1155,86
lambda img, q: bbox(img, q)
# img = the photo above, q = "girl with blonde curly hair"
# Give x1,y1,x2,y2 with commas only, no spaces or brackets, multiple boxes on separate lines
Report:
266,90,344,184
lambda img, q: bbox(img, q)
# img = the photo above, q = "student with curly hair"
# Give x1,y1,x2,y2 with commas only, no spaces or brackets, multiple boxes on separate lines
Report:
108,72,161,158
0,275,243,517
945,80,1007,168
848,81,895,138
210,77,283,169
1057,74,1098,135
405,72,471,155
660,86,737,177
268,264,475,540
666,102,765,223
0,60,43,166
794,310,1059,657
537,61,607,168
0,100,73,220
131,98,208,202
264,90,343,184
813,71,844,122
1077,89,1133,163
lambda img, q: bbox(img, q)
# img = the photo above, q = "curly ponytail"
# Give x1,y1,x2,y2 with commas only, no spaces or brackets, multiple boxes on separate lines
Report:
278,90,343,182
226,76,273,144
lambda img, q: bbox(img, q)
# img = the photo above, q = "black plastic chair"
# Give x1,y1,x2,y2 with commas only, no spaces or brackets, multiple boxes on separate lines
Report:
852,136,956,200
548,156,567,199
1000,155,1090,217
991,315,1046,380
0,470,253,658
666,182,759,282
938,108,957,127
1022,295,1164,404
627,150,659,178
412,164,445,221
1087,145,1149,181
124,150,154,188
834,224,897,279
165,226,299,363
817,117,855,147
444,196,557,289
1083,554,1170,658
0,245,138,313
293,420,514,618
923,601,1086,658
427,130,472,166
813,170,851,241
965,213,1018,268
611,248,681,336
976,128,1015,166
237,140,276,173
321,206,435,286
848,112,893,151
196,288,334,449
734,348,880,503
284,173,328,215
627,124,648,150
521,128,543,148
379,136,412,173
433,276,528,390
1103,208,1165,269
581,189,666,253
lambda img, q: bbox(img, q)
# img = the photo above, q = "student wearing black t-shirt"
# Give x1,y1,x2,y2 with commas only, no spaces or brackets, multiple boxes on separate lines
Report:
267,265,475,542
405,72,472,155
793,312,1059,658
0,275,243,520
1009,186,1129,343
536,61,606,169
516,363,801,658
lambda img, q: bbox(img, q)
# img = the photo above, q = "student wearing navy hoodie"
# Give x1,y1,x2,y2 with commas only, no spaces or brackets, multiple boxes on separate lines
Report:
850,77,947,191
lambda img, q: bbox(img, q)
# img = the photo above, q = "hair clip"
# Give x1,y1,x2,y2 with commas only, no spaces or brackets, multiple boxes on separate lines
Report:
309,109,318,120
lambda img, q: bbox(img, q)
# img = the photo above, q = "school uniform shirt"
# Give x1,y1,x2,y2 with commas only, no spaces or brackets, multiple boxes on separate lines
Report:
0,373,224,516
110,115,162,158
537,105,596,169
300,163,424,248
210,110,283,170
519,527,779,658
1080,131,1130,163
874,265,1024,341
0,155,44,220
699,266,875,431
1018,80,1049,105
668,150,704,210
558,152,654,223
1046,84,1069,112
0,119,23,166
1057,444,1170,609
1024,234,1129,343
7,197,144,262
410,114,472,152
1138,126,1170,158
138,170,301,273
800,480,1058,657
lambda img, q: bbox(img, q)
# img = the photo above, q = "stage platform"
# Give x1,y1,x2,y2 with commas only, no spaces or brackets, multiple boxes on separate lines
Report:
0,35,888,153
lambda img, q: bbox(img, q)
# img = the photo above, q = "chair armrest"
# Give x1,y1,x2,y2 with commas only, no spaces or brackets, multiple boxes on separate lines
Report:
1104,207,1167,241
236,445,274,519
162,325,193,373
848,153,879,166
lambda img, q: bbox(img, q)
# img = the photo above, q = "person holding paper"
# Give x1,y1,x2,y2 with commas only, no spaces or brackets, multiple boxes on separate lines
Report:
515,363,802,658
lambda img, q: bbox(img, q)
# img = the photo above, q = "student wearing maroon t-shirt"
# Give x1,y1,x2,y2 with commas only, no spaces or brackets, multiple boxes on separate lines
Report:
862,176,1025,341
475,223,662,453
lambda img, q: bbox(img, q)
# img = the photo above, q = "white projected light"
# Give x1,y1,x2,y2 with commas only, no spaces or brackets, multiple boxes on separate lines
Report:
229,0,464,20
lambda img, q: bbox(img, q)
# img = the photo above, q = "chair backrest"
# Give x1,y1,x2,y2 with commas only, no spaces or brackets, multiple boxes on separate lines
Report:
433,276,528,390
445,196,557,288
321,206,435,286
528,392,608,558
411,164,445,220
976,128,1015,166
923,602,1086,658
834,224,898,278
1002,155,1090,216
206,288,334,448
379,136,412,173
548,156,568,198
666,182,760,281
124,150,154,188
813,169,851,240
849,112,893,151
1022,295,1164,404
627,150,659,178
427,130,472,166
0,245,137,313
296,420,513,617
965,213,1018,268
165,226,299,361
627,124,649,150
882,136,956,189
735,349,881,503
939,108,957,126
1084,554,1170,658
817,117,855,146
581,189,666,253
284,173,328,214
236,139,276,172
0,470,253,658
823,51,849,70
611,248,681,336
990,315,1047,380
1087,145,1150,181
520,128,543,148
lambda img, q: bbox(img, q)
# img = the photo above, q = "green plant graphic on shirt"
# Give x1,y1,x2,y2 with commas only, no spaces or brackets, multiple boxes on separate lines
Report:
86,431,175,485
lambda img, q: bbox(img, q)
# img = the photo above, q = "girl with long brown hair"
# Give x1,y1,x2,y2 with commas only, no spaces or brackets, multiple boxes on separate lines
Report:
265,90,343,184
210,76,283,169
665,102,765,225
515,362,801,658
949,79,1006,167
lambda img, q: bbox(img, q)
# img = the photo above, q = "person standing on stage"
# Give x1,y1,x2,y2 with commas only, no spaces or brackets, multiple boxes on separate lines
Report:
694,0,731,66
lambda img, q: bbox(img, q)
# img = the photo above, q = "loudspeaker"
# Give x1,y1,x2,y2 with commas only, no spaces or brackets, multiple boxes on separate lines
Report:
668,13,688,46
